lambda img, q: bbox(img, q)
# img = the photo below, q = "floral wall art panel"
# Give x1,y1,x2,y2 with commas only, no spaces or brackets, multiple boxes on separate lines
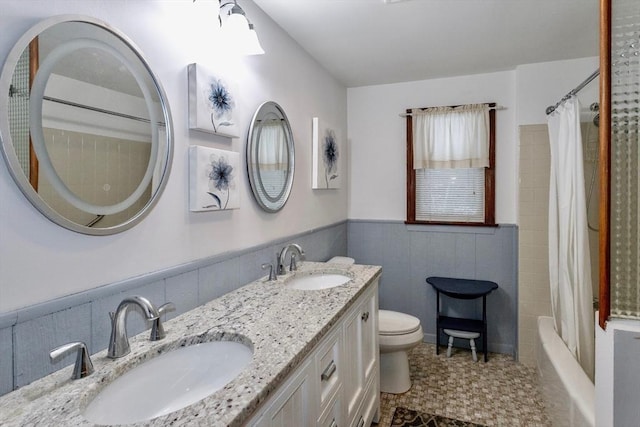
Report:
187,63,239,138
189,145,239,212
312,117,341,189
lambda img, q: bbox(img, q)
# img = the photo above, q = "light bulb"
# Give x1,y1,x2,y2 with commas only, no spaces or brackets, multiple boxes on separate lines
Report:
245,26,265,55
219,3,265,56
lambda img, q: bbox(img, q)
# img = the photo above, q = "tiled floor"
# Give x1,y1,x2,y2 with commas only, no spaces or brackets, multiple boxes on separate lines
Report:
375,343,551,427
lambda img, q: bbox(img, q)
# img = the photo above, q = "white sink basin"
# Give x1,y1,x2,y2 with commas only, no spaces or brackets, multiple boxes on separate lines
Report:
286,273,351,290
83,340,252,425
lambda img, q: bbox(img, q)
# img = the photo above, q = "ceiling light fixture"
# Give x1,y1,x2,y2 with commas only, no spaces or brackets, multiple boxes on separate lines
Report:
218,0,264,55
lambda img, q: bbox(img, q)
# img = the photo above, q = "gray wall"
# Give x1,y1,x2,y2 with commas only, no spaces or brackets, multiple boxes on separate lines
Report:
348,220,518,356
0,219,519,396
0,222,347,396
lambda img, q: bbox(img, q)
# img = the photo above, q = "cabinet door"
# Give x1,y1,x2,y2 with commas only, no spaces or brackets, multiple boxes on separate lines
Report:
361,286,378,386
343,281,379,425
343,301,364,425
254,358,316,427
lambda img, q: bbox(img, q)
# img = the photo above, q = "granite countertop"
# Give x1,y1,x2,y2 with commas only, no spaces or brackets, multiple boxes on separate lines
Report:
0,261,381,427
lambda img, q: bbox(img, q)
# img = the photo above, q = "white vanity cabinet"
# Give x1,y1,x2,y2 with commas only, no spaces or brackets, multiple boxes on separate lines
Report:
248,280,379,427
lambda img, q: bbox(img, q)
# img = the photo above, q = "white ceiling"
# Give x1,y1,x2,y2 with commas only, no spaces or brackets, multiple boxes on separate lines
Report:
252,0,599,88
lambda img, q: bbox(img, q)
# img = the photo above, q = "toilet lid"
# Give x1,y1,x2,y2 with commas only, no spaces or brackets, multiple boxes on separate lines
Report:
378,310,421,335
327,256,355,265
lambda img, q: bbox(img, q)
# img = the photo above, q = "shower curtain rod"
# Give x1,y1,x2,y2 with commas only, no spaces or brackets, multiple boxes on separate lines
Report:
43,95,166,127
545,68,600,115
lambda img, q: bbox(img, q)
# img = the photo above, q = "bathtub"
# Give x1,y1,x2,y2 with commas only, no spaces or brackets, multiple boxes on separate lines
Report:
536,316,595,427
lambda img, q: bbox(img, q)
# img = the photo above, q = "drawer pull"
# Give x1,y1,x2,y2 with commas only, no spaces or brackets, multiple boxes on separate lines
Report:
329,419,337,427
357,416,365,427
361,311,369,322
321,360,337,381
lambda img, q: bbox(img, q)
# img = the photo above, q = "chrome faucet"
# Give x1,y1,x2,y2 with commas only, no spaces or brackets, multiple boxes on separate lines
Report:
277,244,305,275
107,296,160,359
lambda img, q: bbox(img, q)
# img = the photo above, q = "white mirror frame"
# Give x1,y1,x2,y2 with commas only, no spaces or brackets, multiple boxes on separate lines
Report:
0,15,174,235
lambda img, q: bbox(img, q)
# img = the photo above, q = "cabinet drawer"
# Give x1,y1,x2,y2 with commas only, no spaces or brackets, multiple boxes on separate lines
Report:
316,328,342,409
349,376,379,427
317,385,341,427
249,358,316,427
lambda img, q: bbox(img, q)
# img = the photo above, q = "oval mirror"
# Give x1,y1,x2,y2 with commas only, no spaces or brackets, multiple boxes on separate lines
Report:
0,15,173,235
247,101,294,212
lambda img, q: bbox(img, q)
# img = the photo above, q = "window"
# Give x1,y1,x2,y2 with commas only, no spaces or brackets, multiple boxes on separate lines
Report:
406,103,496,226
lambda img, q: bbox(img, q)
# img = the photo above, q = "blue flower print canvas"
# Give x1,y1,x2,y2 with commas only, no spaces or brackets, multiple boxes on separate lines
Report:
312,117,342,189
187,63,239,138
189,145,240,211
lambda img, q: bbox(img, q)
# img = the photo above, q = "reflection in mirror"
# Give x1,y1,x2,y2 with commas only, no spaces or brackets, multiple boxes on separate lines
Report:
256,118,289,199
247,101,294,212
0,16,173,234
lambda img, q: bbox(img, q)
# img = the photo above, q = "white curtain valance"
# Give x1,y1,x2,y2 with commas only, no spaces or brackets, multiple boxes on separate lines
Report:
412,104,490,170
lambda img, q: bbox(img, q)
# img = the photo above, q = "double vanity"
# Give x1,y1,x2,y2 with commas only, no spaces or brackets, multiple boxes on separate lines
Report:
0,261,381,426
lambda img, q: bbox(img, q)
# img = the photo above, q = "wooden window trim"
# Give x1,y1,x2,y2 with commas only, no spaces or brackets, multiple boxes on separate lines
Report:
405,103,496,227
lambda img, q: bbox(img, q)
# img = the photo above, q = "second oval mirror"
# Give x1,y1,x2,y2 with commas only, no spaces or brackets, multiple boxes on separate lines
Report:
247,101,294,212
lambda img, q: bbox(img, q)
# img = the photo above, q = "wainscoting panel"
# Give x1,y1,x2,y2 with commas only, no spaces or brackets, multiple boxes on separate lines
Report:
0,327,12,395
15,303,92,388
165,270,200,321
348,220,518,356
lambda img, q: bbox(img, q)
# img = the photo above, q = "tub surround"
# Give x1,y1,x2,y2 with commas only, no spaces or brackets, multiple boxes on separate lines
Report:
0,261,381,426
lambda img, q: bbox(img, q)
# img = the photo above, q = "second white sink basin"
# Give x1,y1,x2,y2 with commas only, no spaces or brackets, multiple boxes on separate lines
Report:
286,273,351,290
83,340,252,425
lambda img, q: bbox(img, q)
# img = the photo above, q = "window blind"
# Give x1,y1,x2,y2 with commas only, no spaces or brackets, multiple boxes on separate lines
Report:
255,169,287,199
415,167,485,222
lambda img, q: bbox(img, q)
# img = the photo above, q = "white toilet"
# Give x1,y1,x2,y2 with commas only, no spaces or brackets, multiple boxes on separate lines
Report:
327,256,424,394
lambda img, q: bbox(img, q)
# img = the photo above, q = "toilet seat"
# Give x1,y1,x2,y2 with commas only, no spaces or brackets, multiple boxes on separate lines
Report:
379,309,421,335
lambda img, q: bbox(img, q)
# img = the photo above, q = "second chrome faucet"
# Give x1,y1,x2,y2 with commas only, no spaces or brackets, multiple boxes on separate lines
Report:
262,244,306,282
277,243,305,275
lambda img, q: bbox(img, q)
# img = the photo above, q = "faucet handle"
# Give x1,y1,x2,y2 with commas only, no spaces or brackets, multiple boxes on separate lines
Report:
50,341,94,380
158,302,176,316
150,302,176,341
262,263,277,281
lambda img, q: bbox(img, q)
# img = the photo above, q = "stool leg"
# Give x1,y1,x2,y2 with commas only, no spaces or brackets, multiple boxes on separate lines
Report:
470,338,478,362
446,336,454,357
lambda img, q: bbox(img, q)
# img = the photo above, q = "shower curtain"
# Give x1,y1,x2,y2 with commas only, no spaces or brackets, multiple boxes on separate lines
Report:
547,95,595,380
